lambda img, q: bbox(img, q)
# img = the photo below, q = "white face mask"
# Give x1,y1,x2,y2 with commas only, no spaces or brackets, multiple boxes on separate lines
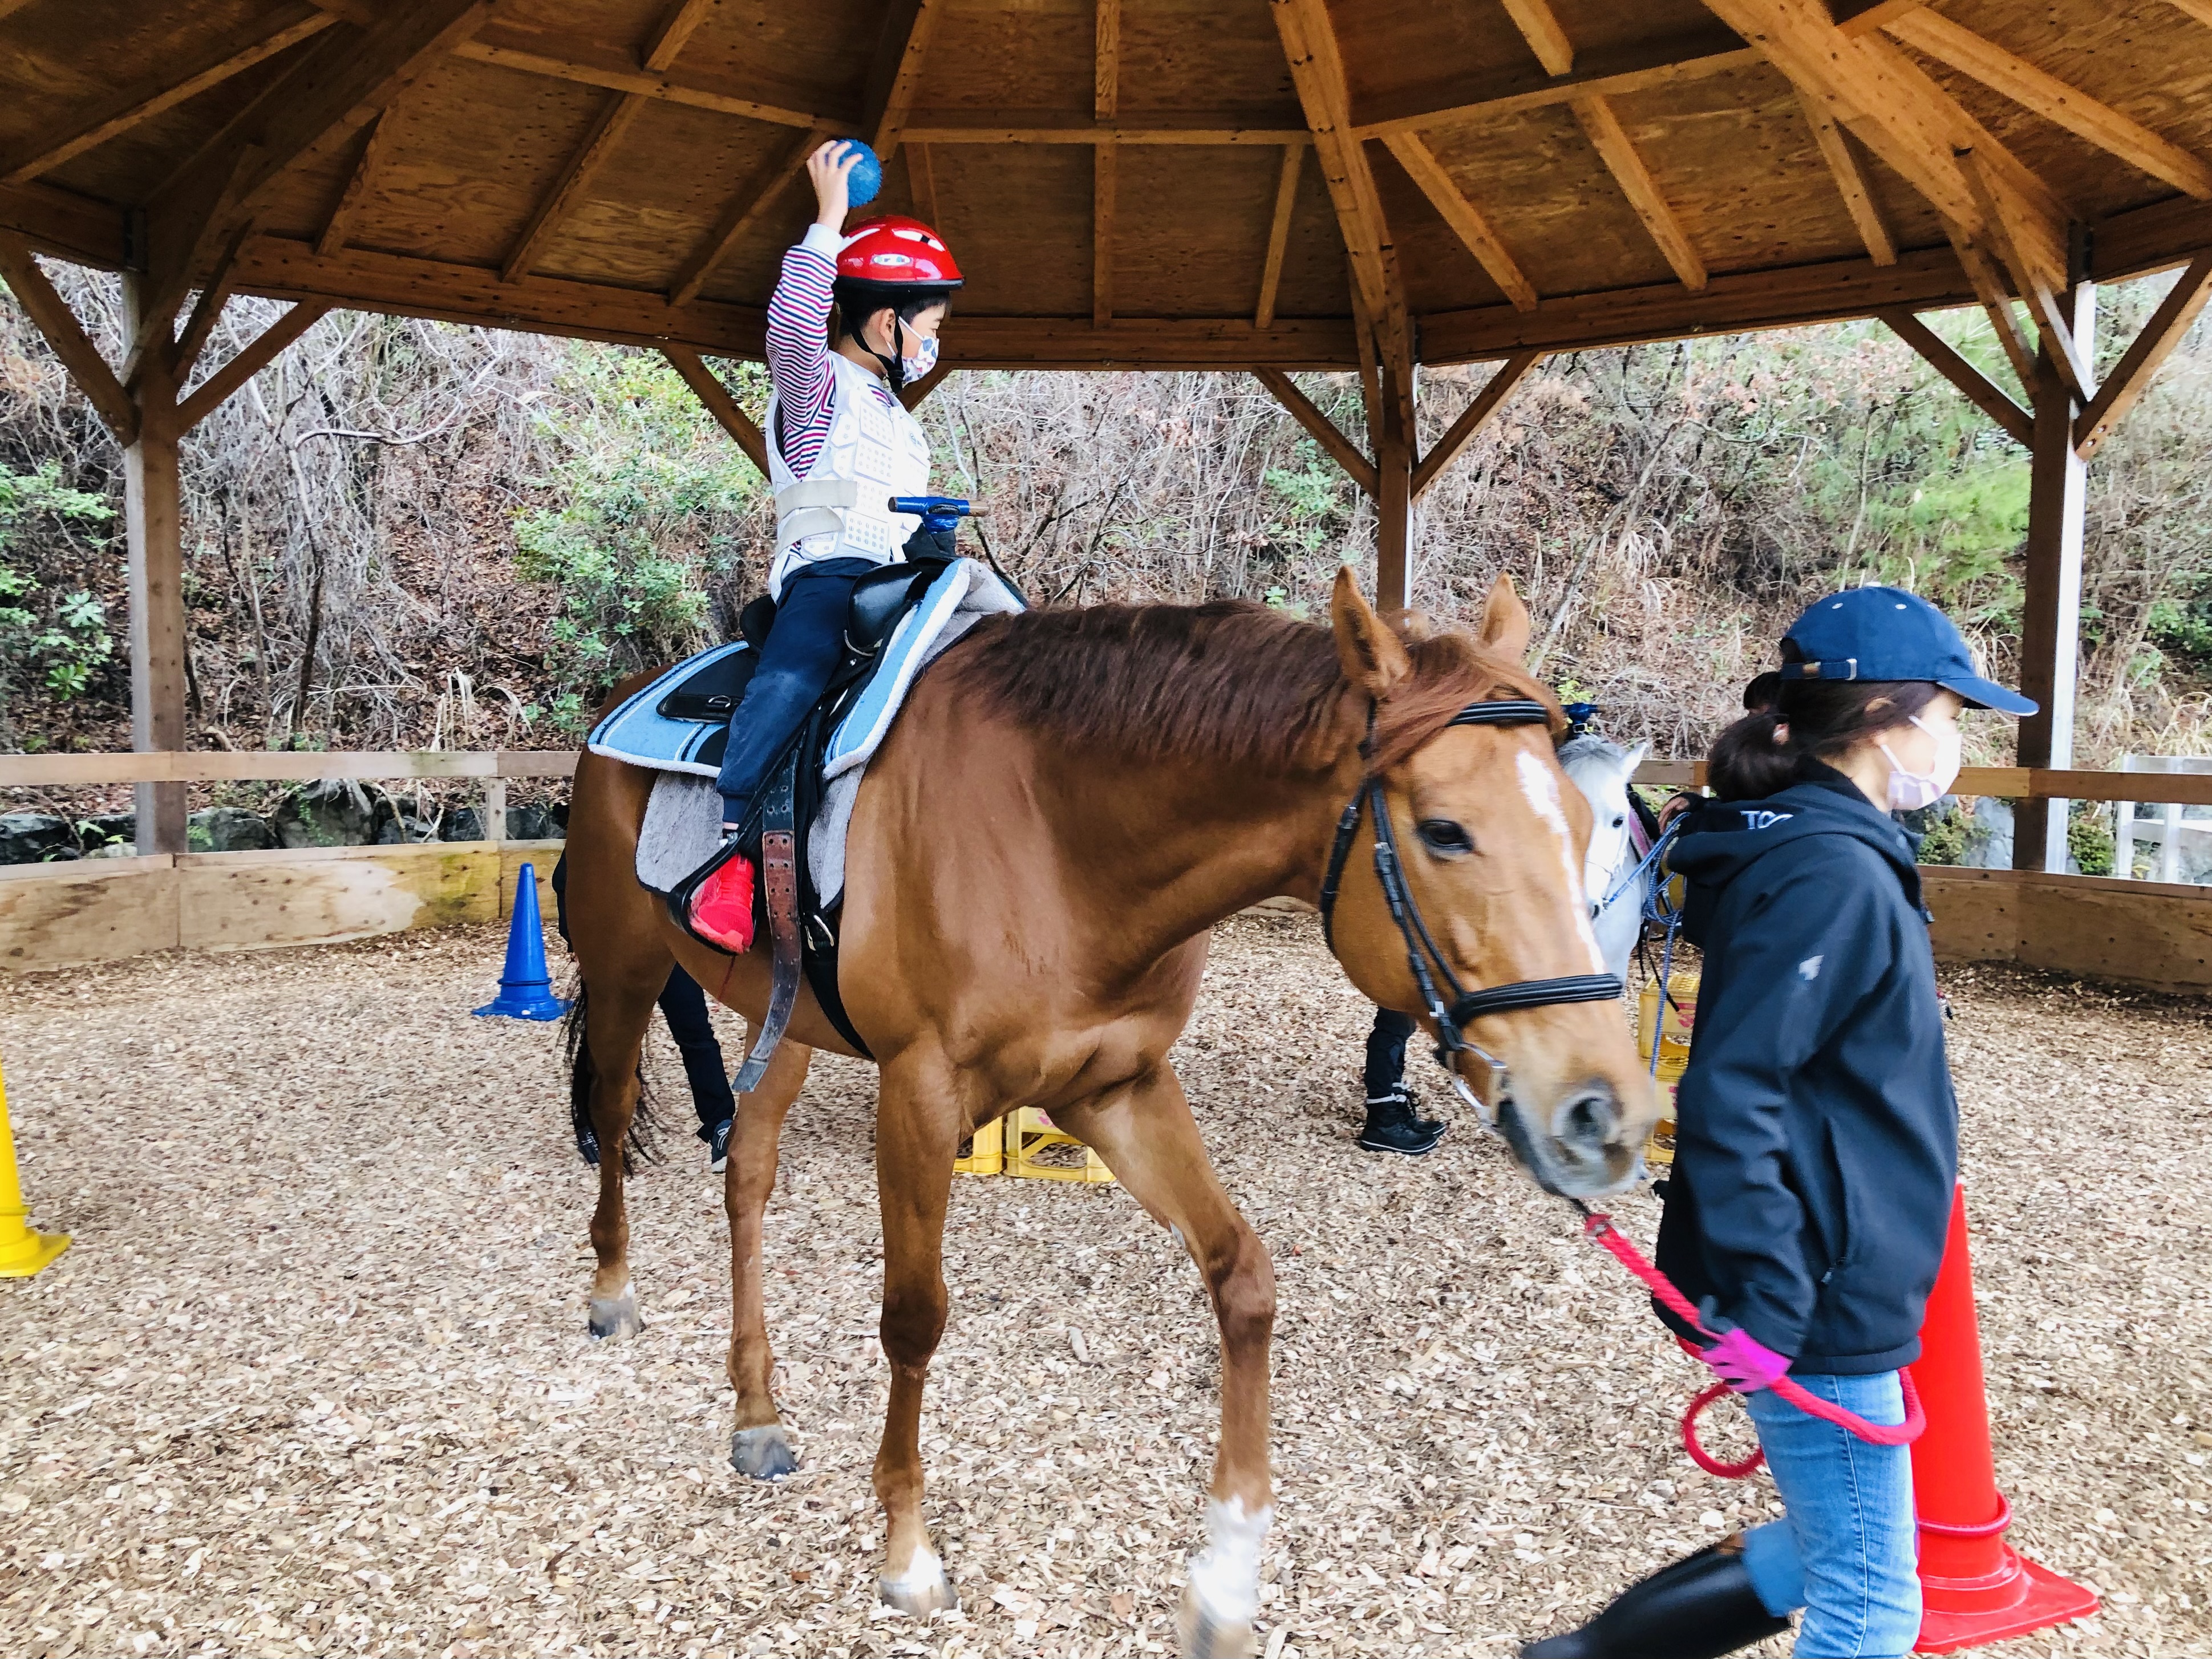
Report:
901,334,940,382
1878,714,1961,813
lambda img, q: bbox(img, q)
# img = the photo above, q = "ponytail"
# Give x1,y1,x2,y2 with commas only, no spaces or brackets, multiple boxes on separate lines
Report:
1706,679,1942,801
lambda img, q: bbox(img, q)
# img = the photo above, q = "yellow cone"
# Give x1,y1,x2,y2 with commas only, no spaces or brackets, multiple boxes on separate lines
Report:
0,1057,68,1277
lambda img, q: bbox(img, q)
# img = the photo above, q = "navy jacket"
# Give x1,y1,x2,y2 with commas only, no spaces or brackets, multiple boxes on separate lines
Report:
1652,765,1957,1374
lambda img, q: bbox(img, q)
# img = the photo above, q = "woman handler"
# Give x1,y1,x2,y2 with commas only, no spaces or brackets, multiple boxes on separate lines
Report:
685,141,963,952
1522,587,2033,1659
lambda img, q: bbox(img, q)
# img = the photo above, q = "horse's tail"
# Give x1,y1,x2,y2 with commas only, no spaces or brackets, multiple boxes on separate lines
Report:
562,982,665,1174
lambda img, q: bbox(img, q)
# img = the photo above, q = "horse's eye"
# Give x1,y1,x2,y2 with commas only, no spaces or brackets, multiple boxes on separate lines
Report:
1612,815,1626,829
1417,818,1474,858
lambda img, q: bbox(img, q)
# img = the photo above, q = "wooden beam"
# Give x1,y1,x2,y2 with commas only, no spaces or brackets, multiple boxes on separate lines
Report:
501,91,647,283
1500,0,1575,76
1373,352,1415,611
1831,0,1924,35
152,0,495,296
663,346,769,475
1254,144,1303,328
1797,88,1895,265
862,0,940,159
667,124,826,309
1381,132,1539,312
1412,350,1543,497
0,7,337,186
1573,96,1706,290
1959,149,2094,403
1354,31,1754,140
176,301,331,431
2075,248,2212,460
1251,368,1378,496
898,358,953,409
0,180,132,268
2168,0,2212,25
1271,0,1409,367
1878,307,2031,445
172,217,258,381
1093,0,1117,327
1883,10,2212,201
123,271,188,857
315,110,389,256
908,141,942,225
641,0,718,71
454,38,827,131
0,234,137,444
900,120,1311,146
1942,218,2039,392
1699,0,2068,295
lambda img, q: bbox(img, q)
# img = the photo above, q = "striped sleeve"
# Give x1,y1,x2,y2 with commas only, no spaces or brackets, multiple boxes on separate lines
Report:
764,225,842,476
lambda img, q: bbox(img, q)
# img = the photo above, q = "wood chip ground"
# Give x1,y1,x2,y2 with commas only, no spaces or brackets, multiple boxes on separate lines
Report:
1,916,2205,1658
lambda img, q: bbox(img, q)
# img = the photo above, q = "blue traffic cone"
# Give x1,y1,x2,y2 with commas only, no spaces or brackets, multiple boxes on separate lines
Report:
473,862,570,1021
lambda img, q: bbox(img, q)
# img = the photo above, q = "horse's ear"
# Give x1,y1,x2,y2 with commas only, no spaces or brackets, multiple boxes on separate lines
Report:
1477,573,1533,662
1624,740,1651,774
1331,566,1412,697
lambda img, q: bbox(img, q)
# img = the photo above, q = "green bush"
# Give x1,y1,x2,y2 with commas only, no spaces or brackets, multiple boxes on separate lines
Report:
0,462,115,720
2067,800,2114,877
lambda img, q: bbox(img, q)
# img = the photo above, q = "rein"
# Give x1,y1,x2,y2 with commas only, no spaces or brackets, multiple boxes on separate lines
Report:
1316,696,1623,1105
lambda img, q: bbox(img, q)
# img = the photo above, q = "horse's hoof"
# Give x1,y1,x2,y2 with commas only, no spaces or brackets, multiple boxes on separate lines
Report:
586,1292,642,1341
1176,1584,1258,1659
877,1547,958,1616
728,1425,799,1480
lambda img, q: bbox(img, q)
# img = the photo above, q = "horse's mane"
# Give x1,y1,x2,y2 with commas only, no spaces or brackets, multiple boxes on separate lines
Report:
943,599,1562,774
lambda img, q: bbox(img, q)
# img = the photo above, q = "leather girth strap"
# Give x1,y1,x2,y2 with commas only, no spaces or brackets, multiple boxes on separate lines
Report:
732,752,803,1094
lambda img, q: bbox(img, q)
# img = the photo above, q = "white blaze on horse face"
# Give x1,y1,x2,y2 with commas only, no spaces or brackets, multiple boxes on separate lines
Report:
1186,1495,1272,1626
1516,751,1607,974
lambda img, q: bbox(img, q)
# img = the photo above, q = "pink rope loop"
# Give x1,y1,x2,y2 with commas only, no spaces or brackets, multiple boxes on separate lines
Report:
1682,1381,1766,1479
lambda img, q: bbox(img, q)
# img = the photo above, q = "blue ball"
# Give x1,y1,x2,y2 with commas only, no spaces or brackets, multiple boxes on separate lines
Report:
838,139,882,209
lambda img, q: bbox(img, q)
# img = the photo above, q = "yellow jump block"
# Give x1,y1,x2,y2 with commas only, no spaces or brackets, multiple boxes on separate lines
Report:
1007,1108,1115,1185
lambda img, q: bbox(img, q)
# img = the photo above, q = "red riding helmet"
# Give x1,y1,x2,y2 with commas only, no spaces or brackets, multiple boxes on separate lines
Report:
836,216,963,287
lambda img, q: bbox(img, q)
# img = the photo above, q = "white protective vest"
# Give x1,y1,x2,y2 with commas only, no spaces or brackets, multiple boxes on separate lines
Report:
765,352,931,599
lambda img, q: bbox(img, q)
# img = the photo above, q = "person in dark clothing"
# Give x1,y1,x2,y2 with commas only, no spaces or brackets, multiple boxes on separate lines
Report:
1521,587,2034,1659
1357,1008,1444,1155
551,854,736,1171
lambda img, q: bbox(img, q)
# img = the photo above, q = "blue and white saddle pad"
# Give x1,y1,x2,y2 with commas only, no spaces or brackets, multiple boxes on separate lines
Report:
587,558,1024,907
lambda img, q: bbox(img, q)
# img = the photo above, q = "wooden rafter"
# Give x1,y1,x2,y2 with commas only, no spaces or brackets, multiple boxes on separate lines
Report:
176,302,331,431
1412,350,1543,497
456,38,824,129
908,142,942,225
1942,218,2039,392
1883,10,2212,201
1501,0,1575,76
641,0,718,71
1355,30,1753,139
1877,307,2031,445
2168,0,2212,25
501,94,647,283
1797,88,1895,266
0,7,337,186
1093,0,1118,326
1270,0,1409,368
153,0,495,300
0,235,137,444
173,216,259,380
1251,368,1378,496
1959,149,2095,403
2075,248,2212,459
898,120,1310,145
1254,144,1304,328
1573,96,1706,290
864,0,940,159
662,346,769,474
668,124,828,309
1699,0,2069,299
1381,132,1538,311
316,111,389,256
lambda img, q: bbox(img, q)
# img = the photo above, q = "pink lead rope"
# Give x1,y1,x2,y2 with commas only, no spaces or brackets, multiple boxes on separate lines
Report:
1578,1208,1926,1477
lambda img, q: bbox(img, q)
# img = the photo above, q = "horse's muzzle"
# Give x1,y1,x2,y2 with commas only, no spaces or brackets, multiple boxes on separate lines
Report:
1496,1084,1644,1199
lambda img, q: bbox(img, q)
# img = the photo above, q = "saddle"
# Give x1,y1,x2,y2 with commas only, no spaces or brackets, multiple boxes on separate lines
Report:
662,558,958,1088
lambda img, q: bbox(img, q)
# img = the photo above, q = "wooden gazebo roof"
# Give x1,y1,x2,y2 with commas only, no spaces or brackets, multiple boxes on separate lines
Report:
3,0,2210,375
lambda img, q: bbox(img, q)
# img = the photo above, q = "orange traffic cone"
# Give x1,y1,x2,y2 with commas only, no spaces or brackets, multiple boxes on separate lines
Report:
1909,1185,2097,1653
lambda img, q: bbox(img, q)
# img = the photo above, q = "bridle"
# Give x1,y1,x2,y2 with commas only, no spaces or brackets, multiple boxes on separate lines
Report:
1318,696,1624,1113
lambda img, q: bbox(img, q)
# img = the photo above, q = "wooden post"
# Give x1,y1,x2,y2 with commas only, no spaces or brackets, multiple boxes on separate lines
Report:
123,273,187,856
1374,355,1414,612
483,777,507,846
2013,282,2093,874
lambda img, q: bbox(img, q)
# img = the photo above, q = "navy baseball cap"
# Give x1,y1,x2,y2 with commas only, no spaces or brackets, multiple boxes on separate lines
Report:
1779,586,2036,716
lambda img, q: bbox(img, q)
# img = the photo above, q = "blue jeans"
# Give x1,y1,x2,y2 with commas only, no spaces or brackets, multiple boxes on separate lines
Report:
1738,1371,1920,1658
715,557,880,821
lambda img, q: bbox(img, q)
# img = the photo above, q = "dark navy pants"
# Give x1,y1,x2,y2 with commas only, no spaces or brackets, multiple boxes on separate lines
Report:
1364,1008,1416,1099
715,557,880,822
552,854,735,1131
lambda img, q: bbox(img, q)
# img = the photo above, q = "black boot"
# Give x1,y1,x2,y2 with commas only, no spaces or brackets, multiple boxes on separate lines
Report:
1520,1538,1790,1659
1357,1088,1447,1155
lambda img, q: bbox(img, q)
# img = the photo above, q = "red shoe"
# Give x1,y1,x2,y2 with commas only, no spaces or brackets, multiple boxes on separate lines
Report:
686,852,756,953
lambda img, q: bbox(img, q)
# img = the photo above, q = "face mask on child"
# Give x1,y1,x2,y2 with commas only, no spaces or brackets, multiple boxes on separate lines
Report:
1877,714,1961,812
901,335,939,382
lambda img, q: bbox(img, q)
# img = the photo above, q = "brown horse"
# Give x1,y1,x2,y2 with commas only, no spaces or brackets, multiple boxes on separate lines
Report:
560,568,1658,1656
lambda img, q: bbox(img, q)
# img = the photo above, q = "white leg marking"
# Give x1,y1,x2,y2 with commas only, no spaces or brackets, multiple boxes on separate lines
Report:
1186,1496,1273,1627
881,1539,945,1593
1517,751,1607,974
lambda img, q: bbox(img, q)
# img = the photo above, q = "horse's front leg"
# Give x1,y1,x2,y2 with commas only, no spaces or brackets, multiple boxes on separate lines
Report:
869,1053,965,1615
1056,1064,1277,1659
726,1030,813,1479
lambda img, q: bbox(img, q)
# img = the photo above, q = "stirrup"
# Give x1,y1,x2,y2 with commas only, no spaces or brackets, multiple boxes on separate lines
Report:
666,832,756,956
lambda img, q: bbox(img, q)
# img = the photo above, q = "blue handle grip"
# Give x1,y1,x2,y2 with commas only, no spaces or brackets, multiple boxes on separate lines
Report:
888,495,973,534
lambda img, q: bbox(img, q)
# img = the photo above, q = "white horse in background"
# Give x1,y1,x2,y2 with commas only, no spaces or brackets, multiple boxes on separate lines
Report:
1559,733,1652,984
